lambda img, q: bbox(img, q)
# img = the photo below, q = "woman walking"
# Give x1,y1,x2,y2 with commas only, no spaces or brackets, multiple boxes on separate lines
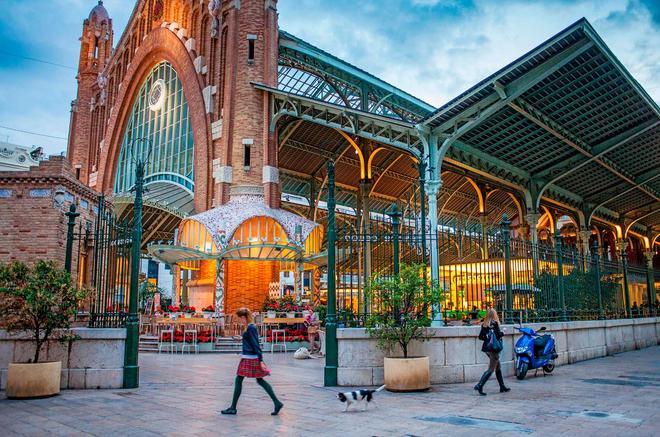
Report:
474,308,510,396
221,308,284,415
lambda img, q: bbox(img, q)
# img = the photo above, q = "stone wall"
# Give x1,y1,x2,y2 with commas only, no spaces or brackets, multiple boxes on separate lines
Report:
336,317,660,386
0,328,126,390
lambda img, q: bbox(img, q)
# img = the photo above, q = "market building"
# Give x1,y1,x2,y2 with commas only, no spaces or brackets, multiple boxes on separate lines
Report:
60,0,659,319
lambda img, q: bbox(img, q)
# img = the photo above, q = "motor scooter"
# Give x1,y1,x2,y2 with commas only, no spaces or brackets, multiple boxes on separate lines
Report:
514,325,558,380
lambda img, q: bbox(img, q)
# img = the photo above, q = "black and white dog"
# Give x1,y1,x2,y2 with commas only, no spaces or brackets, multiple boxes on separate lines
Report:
336,385,386,412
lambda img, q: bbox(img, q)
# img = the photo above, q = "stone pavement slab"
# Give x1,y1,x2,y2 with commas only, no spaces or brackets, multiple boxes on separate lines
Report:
1,346,658,436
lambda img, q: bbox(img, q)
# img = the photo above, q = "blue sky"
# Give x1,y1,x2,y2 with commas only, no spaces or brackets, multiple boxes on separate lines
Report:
0,0,658,156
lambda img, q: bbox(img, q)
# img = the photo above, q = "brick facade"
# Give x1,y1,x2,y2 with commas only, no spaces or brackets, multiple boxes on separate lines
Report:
67,0,280,213
1,1,286,311
0,157,99,286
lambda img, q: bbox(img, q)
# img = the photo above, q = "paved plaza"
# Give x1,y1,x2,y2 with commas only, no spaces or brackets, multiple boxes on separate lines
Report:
1,346,658,436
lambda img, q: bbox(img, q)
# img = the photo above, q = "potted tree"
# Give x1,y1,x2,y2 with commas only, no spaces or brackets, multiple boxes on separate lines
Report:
366,264,442,392
0,261,87,398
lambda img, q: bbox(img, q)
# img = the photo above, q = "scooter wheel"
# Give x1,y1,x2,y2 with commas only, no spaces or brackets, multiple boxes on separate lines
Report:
516,361,528,380
543,362,555,373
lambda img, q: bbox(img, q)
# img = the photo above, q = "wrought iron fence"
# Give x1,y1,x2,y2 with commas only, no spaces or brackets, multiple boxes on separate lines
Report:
66,196,133,328
331,209,656,326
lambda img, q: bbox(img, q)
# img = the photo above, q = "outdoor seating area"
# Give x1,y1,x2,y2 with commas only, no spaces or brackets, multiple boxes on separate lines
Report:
139,307,323,354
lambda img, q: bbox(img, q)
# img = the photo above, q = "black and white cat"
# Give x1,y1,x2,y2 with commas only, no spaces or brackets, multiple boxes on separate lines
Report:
336,385,386,412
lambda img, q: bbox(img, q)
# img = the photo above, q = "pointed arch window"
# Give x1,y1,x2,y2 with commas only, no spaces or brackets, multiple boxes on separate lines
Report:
114,61,195,194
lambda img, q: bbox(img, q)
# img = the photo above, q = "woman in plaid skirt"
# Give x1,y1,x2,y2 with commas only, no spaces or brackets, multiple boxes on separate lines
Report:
221,308,284,415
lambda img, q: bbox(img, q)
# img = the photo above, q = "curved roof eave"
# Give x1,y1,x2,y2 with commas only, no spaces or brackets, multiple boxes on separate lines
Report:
278,30,435,117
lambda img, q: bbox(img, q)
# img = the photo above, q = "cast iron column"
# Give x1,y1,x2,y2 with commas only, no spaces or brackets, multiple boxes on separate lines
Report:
123,141,149,389
501,215,513,323
621,248,631,318
556,230,567,321
592,242,604,320
64,204,80,273
324,160,338,386
419,160,427,277
388,204,402,277
645,251,655,317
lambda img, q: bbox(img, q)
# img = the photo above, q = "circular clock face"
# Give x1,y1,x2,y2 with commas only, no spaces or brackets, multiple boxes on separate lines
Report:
148,79,167,112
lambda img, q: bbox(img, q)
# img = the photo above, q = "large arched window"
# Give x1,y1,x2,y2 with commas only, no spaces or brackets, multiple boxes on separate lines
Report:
114,61,194,194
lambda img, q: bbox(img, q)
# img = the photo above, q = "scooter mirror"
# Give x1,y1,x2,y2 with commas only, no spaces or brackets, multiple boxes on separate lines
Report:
539,326,546,331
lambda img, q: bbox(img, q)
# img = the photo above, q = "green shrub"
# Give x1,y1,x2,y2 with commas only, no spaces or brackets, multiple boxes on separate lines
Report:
0,261,88,363
365,264,442,358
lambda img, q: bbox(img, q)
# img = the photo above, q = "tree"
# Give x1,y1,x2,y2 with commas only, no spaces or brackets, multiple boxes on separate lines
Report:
139,280,163,312
365,264,443,358
0,261,87,363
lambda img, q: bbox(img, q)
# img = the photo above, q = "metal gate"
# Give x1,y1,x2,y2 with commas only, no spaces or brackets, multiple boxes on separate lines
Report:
67,196,133,328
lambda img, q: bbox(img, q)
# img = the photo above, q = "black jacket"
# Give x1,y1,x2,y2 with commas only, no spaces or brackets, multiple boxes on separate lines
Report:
241,324,263,361
478,321,504,352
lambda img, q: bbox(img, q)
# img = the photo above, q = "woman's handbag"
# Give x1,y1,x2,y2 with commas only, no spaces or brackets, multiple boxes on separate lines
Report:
485,329,503,353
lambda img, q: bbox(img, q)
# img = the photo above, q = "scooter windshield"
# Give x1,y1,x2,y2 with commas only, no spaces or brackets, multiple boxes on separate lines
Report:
516,327,535,336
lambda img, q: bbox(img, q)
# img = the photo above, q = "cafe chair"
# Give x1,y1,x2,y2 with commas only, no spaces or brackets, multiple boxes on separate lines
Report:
271,329,286,354
158,324,176,354
181,325,199,354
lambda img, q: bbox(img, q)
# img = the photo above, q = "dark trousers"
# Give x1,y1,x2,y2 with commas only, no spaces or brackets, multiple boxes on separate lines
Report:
486,351,501,372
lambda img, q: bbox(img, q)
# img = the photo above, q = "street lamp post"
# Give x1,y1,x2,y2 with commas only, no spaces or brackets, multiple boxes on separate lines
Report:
123,138,151,389
64,204,80,273
324,160,338,387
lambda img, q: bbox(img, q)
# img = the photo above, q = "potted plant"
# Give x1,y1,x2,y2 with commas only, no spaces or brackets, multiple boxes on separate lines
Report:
262,297,278,319
365,264,442,392
0,261,87,398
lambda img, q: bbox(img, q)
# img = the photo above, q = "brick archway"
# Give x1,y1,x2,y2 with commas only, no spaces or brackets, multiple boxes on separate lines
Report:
97,27,211,212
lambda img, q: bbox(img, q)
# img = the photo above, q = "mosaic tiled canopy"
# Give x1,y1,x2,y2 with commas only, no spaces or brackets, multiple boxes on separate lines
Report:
148,194,323,264
189,194,320,250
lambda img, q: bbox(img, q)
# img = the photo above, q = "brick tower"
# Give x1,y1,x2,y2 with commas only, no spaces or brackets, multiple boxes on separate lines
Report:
214,0,280,208
67,1,113,184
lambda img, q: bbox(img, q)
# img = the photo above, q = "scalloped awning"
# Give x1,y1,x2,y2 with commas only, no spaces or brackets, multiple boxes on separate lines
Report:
148,194,324,264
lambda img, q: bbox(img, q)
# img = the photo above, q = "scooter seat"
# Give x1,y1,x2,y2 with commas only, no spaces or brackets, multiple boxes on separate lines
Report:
534,334,551,355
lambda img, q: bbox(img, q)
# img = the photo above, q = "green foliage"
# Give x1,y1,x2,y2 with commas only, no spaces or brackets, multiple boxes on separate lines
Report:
0,261,88,363
139,280,163,312
337,307,359,327
564,269,619,312
365,264,443,358
314,304,327,327
534,268,620,314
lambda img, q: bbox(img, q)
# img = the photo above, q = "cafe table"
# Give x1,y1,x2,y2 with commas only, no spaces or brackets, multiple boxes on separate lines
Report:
262,317,305,325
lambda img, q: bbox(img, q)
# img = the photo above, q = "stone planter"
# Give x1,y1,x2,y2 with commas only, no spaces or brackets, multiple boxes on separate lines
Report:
6,361,62,398
383,356,430,392
286,312,296,318
267,311,277,319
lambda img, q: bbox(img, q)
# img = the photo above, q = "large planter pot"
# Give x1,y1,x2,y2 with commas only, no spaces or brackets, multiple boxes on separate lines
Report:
6,361,62,399
383,356,430,392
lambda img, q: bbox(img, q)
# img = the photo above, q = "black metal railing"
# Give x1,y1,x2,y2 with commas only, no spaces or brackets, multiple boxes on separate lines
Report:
65,196,132,328
331,210,657,326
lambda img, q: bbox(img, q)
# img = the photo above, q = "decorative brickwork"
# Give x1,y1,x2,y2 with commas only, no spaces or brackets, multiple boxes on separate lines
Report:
67,0,281,215
0,157,98,286
224,260,279,315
